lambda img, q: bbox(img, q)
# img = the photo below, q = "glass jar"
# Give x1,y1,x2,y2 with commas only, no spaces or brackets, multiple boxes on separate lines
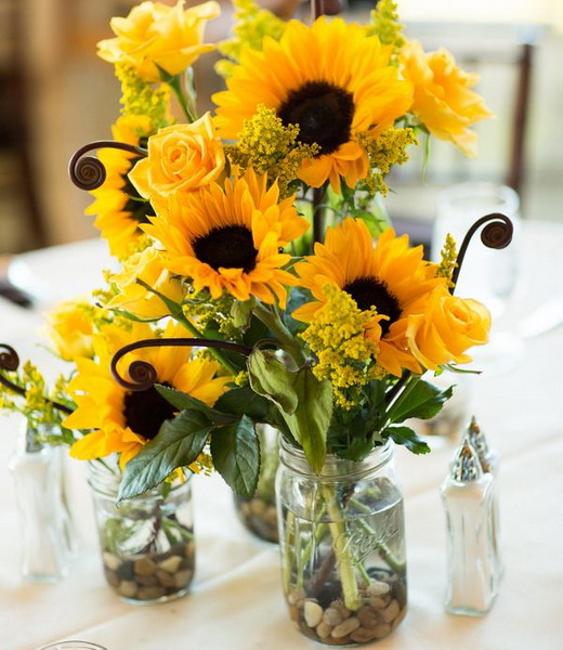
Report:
233,424,279,543
88,461,195,604
276,438,407,646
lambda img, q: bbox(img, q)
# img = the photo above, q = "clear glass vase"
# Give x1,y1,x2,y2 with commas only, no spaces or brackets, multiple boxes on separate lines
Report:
88,461,195,604
276,438,407,646
233,424,279,543
9,423,75,582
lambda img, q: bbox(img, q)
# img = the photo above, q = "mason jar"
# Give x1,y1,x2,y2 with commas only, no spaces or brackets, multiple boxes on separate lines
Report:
233,424,279,543
88,461,195,604
276,438,407,645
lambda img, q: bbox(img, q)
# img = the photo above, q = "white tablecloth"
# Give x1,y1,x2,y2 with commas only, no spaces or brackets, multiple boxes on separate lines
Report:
1,222,562,650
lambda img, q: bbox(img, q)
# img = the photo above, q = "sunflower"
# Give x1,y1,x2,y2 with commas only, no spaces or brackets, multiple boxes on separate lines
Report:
143,169,308,306
213,17,412,192
64,321,230,469
87,115,155,259
293,218,444,376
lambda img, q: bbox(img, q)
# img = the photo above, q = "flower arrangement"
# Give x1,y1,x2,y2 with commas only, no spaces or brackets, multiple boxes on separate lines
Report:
0,0,513,635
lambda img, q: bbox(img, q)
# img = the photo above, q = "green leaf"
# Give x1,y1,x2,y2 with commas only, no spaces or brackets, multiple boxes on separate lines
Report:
214,386,271,421
247,348,299,414
248,349,332,473
155,384,233,425
384,426,430,455
210,415,260,498
387,380,453,423
118,410,213,500
280,367,331,473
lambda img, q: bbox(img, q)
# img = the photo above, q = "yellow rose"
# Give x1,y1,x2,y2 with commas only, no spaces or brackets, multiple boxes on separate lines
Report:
47,300,94,362
129,113,225,200
401,41,493,157
97,0,220,82
107,246,184,319
405,289,491,370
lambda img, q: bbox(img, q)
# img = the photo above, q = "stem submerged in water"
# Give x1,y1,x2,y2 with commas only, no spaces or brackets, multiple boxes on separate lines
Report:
321,484,362,611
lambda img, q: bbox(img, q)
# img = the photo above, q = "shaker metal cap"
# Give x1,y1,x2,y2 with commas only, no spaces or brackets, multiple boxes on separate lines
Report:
467,416,492,473
450,436,483,482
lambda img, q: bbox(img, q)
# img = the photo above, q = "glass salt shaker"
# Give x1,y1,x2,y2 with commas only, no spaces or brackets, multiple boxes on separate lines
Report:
441,437,497,616
466,417,503,586
9,423,75,582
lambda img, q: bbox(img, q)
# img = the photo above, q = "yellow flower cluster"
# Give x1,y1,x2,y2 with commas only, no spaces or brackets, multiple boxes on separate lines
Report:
367,0,404,60
437,233,458,288
216,0,285,78
0,361,72,432
358,127,417,195
226,105,319,197
300,284,379,409
115,63,171,130
181,290,240,339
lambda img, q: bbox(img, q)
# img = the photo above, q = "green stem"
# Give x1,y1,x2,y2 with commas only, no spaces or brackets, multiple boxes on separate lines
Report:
349,497,405,574
312,186,327,246
253,302,306,367
134,279,242,377
172,311,241,376
296,508,327,589
321,484,362,611
282,510,296,592
167,74,197,123
161,517,193,542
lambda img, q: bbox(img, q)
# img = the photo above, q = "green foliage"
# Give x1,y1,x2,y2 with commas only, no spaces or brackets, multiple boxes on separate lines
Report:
216,0,286,78
101,516,137,555
115,63,171,130
367,0,405,63
247,348,332,472
0,362,74,434
210,415,260,497
383,425,430,454
248,349,299,413
118,410,213,500
155,384,234,426
387,379,454,423
215,386,271,422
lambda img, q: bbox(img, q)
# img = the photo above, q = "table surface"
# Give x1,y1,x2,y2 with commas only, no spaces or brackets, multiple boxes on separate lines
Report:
1,221,562,650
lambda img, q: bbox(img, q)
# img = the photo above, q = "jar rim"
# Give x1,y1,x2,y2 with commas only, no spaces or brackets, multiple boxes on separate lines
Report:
87,459,191,499
279,436,393,480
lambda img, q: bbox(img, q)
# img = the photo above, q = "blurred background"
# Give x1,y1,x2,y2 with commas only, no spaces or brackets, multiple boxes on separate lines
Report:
0,0,562,260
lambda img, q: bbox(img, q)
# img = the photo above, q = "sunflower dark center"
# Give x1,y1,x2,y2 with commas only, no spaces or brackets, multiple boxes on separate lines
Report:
193,225,257,273
343,277,402,337
122,156,153,225
277,81,355,156
123,382,176,440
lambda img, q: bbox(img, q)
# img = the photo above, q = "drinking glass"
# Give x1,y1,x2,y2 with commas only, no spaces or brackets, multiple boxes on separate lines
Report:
433,183,523,371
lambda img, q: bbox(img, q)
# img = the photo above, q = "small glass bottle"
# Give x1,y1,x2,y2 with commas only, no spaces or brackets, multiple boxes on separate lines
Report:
467,417,503,586
441,437,497,616
8,423,75,582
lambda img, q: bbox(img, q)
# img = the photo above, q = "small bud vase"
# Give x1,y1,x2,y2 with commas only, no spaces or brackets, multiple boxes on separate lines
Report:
88,461,195,604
